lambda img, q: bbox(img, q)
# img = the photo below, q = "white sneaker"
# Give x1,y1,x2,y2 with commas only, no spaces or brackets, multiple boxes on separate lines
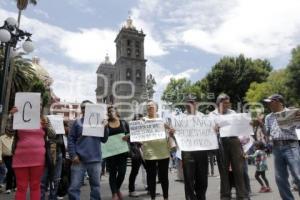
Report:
129,191,139,197
57,196,64,200
5,189,11,194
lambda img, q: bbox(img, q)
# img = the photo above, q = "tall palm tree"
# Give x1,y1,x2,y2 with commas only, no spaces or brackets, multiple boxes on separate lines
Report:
15,0,38,27
0,47,37,108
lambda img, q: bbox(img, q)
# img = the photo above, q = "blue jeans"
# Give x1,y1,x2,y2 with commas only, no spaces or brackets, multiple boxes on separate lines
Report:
273,142,300,200
68,161,101,200
41,153,63,200
0,163,6,184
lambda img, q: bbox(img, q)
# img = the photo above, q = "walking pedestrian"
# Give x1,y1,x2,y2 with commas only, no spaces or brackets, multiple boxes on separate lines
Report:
128,114,147,198
260,94,300,199
249,141,271,193
105,105,130,200
10,103,55,200
68,100,108,200
142,100,171,200
210,94,248,200
41,116,65,200
173,95,210,200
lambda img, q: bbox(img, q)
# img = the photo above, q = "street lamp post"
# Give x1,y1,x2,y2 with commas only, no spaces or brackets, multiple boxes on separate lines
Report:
0,17,34,134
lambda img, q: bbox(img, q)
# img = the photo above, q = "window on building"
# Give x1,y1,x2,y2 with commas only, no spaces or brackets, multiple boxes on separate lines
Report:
127,48,131,57
135,41,140,58
136,70,141,82
126,68,132,80
127,39,131,46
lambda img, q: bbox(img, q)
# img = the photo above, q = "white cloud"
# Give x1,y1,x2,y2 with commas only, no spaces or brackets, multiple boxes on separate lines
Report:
59,28,117,64
130,8,168,57
0,8,169,102
136,0,300,58
0,9,117,64
146,60,199,101
41,60,97,103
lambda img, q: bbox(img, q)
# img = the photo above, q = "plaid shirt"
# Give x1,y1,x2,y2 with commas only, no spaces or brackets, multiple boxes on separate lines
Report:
264,108,298,141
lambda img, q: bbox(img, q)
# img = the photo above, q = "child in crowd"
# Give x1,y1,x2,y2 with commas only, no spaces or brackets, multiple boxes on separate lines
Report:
249,141,271,193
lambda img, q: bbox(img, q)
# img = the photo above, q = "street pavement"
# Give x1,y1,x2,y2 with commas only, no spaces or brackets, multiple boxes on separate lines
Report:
0,155,298,199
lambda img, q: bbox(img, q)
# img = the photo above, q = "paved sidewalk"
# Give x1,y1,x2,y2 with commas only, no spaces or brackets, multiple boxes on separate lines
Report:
1,155,298,199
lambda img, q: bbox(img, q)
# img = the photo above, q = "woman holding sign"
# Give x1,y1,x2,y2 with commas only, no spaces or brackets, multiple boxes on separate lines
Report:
142,100,171,200
104,106,130,200
9,105,55,200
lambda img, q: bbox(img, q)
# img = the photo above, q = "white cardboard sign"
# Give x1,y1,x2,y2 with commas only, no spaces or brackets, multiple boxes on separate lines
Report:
47,115,65,135
82,104,107,137
172,115,219,151
13,92,41,130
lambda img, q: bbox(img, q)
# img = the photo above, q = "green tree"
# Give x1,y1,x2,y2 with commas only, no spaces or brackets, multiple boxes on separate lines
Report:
0,48,38,108
285,46,300,105
245,69,289,103
15,0,38,26
162,78,192,104
30,78,50,107
200,54,272,107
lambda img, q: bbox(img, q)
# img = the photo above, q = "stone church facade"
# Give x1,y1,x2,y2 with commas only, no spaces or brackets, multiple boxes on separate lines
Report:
95,17,147,113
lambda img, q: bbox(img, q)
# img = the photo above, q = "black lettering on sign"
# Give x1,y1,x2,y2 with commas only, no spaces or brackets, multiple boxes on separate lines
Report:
89,113,100,128
22,101,32,123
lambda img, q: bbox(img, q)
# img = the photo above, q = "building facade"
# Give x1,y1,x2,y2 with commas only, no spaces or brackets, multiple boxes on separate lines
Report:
96,17,147,113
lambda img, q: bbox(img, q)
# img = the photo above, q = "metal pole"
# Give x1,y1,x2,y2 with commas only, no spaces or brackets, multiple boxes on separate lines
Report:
0,44,11,134
1,55,15,134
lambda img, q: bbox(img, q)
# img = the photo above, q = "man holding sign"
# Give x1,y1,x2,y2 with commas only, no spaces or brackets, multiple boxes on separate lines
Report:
260,94,300,199
210,94,248,200
68,100,108,200
171,95,218,200
41,115,65,200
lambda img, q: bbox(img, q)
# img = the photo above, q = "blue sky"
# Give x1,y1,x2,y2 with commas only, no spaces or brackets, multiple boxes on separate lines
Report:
1,0,300,102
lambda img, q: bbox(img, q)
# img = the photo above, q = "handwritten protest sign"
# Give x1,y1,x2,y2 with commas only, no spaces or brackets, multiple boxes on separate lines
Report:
296,129,300,140
82,104,107,137
13,93,40,130
275,109,300,129
171,115,218,151
47,115,65,135
218,113,254,137
129,119,166,142
102,133,129,158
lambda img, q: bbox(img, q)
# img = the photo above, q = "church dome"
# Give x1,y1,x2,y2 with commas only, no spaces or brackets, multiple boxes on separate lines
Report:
31,56,53,87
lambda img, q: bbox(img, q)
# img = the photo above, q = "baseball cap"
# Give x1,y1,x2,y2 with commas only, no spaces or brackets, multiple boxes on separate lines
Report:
263,94,284,103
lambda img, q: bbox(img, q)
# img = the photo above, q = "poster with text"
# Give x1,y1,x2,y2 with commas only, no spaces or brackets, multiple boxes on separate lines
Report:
172,115,219,151
129,119,166,142
13,92,41,130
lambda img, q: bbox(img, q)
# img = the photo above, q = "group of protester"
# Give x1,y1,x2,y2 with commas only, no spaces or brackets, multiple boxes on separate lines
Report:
0,92,299,200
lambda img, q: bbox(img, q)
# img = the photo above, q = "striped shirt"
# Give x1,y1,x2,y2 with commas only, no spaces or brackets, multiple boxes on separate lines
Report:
264,108,298,141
